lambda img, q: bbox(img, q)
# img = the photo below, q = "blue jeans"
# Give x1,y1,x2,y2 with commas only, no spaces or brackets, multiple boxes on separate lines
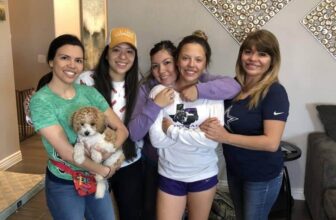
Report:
45,174,115,220
227,171,283,220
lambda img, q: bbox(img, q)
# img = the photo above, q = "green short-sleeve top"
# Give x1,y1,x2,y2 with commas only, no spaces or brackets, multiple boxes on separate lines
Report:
30,84,109,180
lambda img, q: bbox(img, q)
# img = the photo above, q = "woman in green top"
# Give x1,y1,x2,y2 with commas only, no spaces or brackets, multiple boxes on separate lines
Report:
29,34,128,220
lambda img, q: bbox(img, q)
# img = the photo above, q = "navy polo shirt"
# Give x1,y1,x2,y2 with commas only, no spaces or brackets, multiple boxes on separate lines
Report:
223,82,289,182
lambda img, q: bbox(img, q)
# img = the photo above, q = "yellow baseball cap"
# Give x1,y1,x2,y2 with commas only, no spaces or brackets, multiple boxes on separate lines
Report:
108,27,137,49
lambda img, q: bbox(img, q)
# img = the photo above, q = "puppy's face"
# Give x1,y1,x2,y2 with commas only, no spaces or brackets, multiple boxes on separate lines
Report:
72,107,105,136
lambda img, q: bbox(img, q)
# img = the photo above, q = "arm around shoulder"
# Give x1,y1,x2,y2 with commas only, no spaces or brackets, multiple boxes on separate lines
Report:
197,75,241,100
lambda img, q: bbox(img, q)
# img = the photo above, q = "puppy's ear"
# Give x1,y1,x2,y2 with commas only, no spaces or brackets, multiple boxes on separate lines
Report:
71,110,78,131
104,128,116,143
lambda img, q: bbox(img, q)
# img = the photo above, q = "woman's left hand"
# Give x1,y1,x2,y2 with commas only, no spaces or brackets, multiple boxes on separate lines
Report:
162,117,173,134
200,117,230,143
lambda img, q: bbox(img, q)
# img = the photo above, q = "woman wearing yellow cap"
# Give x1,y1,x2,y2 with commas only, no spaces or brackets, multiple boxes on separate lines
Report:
76,27,142,220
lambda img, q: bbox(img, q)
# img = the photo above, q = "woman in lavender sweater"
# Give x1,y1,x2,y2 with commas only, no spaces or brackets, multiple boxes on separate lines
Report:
128,32,241,220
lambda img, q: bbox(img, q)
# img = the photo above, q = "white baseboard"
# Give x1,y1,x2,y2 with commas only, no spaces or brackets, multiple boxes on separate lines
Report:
0,151,22,171
218,180,305,201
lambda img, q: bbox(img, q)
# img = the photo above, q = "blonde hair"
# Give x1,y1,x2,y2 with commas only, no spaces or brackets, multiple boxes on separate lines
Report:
192,30,208,41
235,29,281,109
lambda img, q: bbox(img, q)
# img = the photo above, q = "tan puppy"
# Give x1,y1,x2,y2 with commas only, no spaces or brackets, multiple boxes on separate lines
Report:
72,106,124,198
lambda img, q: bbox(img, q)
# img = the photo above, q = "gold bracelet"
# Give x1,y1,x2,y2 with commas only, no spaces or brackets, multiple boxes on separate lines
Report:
104,166,111,178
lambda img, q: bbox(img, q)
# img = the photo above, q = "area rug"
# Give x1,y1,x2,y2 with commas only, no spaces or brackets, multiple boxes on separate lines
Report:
0,171,44,219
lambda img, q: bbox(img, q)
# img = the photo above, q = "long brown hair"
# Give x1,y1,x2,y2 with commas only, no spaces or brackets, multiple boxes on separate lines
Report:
93,44,139,160
235,29,281,109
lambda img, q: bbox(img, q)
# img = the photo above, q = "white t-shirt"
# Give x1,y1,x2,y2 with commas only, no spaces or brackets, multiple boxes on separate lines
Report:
149,84,224,182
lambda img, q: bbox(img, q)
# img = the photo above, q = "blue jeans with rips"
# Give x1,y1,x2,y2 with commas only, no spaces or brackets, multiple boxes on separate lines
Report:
45,173,115,220
227,171,283,220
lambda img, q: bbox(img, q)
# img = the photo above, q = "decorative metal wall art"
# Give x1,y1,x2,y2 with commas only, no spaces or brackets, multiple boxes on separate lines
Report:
301,0,336,59
199,0,292,43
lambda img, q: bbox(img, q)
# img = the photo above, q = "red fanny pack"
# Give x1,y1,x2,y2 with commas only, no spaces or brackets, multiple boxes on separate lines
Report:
50,159,96,196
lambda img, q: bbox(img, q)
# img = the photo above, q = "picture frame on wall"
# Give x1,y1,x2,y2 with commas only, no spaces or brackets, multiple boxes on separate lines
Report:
0,2,6,21
80,0,107,70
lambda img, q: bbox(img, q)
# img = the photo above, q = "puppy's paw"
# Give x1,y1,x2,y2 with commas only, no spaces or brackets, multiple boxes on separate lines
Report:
73,143,85,164
91,150,103,163
97,141,114,153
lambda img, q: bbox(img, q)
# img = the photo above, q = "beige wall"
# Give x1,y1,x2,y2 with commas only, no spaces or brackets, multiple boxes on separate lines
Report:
9,0,81,91
108,0,336,199
2,0,81,168
9,0,55,90
53,0,80,38
0,0,20,167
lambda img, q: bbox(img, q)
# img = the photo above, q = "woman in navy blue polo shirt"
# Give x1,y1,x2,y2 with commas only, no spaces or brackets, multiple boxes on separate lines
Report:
200,29,289,220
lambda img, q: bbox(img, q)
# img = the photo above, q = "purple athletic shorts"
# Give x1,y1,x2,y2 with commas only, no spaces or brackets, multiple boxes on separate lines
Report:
158,175,218,196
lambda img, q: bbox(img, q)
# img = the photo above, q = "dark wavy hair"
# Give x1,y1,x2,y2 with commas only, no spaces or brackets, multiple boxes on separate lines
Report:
93,45,139,160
